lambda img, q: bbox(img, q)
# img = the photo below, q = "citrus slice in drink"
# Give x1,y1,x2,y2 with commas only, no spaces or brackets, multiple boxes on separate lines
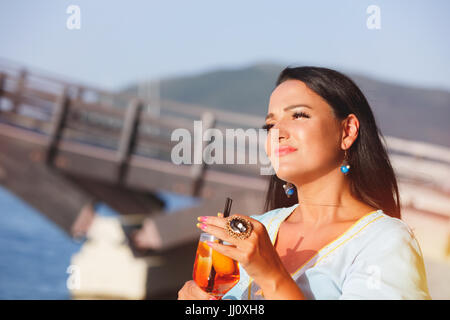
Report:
194,255,213,288
212,249,235,275
198,241,212,257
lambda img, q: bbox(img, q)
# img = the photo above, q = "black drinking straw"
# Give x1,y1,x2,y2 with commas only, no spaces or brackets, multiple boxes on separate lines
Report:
206,197,233,294
218,197,232,245
223,197,233,218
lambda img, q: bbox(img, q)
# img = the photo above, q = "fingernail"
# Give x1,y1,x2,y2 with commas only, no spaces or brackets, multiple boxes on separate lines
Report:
197,223,207,230
197,216,207,222
217,212,223,218
206,241,214,247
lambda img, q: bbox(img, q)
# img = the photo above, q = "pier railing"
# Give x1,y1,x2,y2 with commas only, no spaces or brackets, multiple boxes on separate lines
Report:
1,58,449,200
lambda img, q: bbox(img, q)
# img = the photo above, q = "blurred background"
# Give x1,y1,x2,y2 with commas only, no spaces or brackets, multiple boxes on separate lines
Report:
0,0,449,299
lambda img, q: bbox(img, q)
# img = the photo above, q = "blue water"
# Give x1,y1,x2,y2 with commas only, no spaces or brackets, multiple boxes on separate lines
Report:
0,186,201,299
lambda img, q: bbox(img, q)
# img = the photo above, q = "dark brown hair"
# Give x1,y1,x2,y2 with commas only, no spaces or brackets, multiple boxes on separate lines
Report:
263,66,401,219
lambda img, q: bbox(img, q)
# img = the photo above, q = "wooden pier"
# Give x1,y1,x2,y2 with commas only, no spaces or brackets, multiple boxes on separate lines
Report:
0,60,270,299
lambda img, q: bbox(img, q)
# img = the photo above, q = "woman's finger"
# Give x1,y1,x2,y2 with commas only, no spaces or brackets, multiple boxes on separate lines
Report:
197,215,228,229
206,241,242,262
178,280,218,300
199,214,259,238
197,223,239,246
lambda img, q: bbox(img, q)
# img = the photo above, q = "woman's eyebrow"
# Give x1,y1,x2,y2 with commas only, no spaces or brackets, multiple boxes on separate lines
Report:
265,104,312,120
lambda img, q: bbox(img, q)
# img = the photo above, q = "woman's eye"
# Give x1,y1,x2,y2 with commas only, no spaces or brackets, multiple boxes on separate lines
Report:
262,112,309,131
293,111,310,119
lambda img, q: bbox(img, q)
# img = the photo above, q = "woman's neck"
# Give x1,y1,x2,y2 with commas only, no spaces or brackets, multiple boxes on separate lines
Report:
289,169,373,226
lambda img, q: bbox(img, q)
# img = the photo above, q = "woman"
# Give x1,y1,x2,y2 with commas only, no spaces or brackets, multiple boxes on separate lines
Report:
178,66,431,300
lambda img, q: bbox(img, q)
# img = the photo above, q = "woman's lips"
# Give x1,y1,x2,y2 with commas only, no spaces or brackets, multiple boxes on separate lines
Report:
275,146,298,157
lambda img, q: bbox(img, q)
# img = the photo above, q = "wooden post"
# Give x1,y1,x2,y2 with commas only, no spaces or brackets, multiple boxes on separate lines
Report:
46,86,70,165
117,98,143,185
12,69,27,113
191,111,216,197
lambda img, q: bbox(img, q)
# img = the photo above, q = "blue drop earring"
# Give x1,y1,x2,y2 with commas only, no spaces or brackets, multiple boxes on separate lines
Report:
283,182,295,198
340,149,351,174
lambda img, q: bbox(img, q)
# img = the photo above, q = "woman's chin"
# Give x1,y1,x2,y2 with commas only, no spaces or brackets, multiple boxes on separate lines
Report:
275,169,300,183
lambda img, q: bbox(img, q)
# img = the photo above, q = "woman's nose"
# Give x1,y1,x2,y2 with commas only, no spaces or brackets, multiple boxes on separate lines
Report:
272,120,289,141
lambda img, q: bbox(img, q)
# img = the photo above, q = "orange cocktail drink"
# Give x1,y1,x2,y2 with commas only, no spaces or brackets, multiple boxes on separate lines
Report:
193,233,239,298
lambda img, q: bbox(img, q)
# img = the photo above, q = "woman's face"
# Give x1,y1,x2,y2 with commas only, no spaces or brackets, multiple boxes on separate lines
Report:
264,79,345,184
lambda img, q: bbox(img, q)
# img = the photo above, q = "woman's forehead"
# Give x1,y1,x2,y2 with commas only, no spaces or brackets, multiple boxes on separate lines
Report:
272,79,310,98
268,80,327,113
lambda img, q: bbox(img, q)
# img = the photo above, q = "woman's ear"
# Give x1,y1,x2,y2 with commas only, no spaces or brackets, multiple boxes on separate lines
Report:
340,114,359,149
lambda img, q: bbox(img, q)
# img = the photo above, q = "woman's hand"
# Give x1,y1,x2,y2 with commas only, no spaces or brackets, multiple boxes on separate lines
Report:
196,214,288,291
178,280,219,300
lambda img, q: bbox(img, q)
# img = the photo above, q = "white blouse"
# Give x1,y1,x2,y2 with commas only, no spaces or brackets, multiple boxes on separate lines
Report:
222,203,431,300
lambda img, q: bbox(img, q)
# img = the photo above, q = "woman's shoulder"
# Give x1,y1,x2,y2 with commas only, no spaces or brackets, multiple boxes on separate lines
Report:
342,211,430,299
372,211,416,238
356,210,422,255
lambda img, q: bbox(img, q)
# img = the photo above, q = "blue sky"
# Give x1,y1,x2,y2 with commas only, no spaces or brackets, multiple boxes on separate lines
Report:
1,0,449,91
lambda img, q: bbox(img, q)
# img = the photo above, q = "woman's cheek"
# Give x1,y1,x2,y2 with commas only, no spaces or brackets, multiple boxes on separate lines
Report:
264,131,278,158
